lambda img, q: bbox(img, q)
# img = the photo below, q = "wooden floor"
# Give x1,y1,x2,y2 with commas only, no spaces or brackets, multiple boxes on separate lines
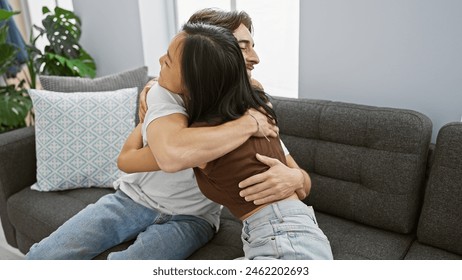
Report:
0,219,25,260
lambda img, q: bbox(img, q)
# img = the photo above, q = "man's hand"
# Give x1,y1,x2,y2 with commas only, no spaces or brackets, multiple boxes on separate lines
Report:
239,153,305,205
246,108,279,139
138,78,158,123
251,78,264,90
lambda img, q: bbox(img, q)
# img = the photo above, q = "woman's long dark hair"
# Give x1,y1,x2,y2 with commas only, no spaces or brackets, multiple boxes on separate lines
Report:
181,22,276,127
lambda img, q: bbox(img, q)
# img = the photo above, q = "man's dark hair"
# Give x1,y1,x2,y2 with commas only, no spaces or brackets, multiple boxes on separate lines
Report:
187,8,253,33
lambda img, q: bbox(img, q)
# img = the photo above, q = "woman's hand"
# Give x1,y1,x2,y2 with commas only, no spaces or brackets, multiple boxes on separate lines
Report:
138,78,158,123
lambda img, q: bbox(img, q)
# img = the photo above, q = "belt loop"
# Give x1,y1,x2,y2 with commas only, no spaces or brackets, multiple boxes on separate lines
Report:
272,202,284,223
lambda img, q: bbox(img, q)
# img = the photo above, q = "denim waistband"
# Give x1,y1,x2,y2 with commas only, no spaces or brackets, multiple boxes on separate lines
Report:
243,200,311,226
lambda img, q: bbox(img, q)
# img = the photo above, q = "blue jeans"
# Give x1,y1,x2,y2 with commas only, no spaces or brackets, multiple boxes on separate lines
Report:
26,190,214,260
241,200,333,260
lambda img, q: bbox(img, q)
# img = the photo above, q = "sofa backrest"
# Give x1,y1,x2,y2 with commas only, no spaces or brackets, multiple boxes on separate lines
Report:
417,122,462,254
272,97,432,234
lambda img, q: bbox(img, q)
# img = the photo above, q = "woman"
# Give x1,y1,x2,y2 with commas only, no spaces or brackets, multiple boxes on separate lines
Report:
155,22,333,260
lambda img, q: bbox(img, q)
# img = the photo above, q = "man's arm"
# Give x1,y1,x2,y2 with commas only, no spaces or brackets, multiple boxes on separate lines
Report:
238,153,311,205
146,109,277,173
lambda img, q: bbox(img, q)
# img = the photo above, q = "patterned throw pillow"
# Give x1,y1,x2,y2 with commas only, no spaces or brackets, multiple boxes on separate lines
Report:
39,66,149,125
29,88,138,191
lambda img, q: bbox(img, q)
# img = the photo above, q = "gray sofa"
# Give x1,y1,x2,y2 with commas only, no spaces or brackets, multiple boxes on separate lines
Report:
1,96,461,259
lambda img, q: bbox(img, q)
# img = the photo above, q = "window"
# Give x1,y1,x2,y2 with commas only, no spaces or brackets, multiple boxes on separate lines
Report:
175,0,299,98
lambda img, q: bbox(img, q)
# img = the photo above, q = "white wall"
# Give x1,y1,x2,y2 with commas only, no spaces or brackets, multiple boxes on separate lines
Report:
72,0,173,77
236,0,299,98
299,0,462,142
138,0,176,77
72,0,139,76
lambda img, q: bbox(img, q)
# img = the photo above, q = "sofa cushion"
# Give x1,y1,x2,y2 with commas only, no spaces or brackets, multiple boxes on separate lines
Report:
7,187,114,254
39,66,149,124
29,88,138,191
272,97,432,234
188,207,243,260
314,211,414,259
405,241,462,260
416,122,462,255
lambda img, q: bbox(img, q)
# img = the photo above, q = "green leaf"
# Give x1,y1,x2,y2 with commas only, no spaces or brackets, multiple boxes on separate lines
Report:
0,25,8,43
41,6,82,58
42,6,51,15
0,44,18,75
28,6,96,79
0,86,31,130
40,52,95,78
66,58,96,78
55,7,81,26
0,9,19,21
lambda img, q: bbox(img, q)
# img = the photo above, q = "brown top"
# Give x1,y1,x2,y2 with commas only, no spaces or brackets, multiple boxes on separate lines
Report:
193,136,287,219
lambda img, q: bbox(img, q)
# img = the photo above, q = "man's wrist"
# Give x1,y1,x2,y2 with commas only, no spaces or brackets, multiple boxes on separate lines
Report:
247,113,260,134
237,114,258,136
295,168,307,199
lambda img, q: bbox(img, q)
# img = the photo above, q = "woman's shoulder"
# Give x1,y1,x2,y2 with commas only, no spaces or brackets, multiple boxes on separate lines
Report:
147,83,185,107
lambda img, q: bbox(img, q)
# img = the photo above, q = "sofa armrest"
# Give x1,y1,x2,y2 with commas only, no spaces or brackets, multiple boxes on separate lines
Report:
0,126,37,247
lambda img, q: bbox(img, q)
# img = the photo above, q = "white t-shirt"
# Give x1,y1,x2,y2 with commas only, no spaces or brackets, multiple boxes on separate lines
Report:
113,83,220,229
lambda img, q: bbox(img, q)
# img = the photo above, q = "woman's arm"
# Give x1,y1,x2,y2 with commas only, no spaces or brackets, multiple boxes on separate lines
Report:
117,123,161,173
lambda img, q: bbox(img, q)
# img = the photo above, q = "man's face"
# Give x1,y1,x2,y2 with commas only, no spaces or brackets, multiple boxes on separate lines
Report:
233,23,260,78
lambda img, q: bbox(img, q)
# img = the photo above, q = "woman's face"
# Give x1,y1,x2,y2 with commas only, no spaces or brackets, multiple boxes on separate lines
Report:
158,32,186,94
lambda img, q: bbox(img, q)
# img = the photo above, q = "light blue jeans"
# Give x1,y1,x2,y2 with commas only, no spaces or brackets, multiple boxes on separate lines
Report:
241,200,333,260
26,190,214,260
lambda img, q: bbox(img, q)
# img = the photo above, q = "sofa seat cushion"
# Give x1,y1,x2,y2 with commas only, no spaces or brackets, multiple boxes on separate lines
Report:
7,187,114,254
405,241,462,260
8,187,244,259
315,211,415,259
188,207,243,260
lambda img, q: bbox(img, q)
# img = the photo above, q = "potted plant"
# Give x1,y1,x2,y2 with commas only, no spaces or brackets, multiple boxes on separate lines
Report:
28,6,96,85
0,8,32,133
1,6,97,133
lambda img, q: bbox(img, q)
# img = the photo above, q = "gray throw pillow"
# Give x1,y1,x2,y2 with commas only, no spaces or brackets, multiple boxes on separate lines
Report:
39,66,149,124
